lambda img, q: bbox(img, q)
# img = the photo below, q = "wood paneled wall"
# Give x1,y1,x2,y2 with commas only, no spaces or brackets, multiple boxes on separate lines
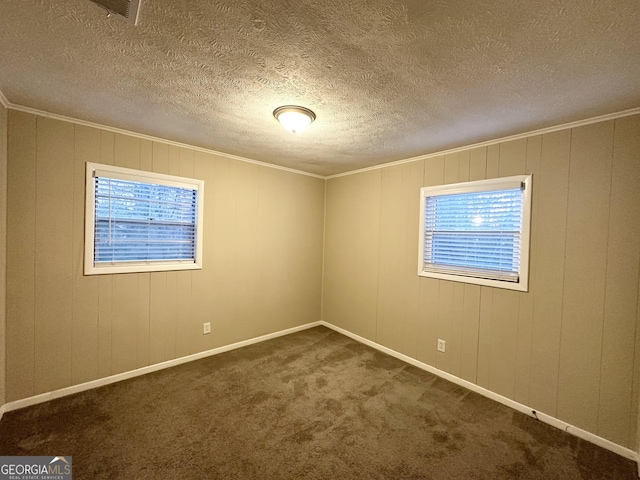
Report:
323,116,640,449
5,111,325,402
0,103,7,406
4,108,640,452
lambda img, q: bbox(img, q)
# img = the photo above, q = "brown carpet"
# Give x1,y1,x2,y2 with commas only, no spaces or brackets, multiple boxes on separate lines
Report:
0,326,636,479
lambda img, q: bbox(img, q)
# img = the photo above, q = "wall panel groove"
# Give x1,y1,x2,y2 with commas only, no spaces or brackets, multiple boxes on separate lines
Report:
323,115,640,449
5,112,324,402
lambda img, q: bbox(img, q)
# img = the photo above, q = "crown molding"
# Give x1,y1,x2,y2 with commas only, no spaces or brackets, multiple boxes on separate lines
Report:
327,106,640,179
3,100,325,180
3,91,639,181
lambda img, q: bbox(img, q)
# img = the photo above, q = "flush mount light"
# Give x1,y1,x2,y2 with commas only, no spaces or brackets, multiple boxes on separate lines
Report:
273,105,316,134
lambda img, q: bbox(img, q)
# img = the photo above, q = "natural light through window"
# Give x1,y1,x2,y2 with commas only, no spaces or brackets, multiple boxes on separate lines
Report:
85,162,204,275
418,175,532,291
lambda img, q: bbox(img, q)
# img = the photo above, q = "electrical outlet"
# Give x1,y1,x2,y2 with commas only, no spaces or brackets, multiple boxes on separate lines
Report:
203,322,211,335
437,339,446,353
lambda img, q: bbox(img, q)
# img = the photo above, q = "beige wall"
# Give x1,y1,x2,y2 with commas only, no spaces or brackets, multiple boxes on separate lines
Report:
5,111,325,402
0,103,7,406
323,116,640,449
4,107,640,453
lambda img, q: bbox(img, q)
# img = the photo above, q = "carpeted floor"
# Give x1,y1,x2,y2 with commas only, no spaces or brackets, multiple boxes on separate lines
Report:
0,326,636,479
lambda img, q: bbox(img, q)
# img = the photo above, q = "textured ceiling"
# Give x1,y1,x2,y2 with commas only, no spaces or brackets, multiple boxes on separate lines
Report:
2,0,640,176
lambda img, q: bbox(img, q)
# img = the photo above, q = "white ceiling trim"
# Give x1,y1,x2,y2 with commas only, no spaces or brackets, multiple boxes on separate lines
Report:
3,88,639,181
0,93,325,180
327,106,640,179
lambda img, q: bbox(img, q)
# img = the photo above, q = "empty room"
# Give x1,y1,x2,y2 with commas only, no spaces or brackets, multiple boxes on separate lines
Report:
1,0,639,478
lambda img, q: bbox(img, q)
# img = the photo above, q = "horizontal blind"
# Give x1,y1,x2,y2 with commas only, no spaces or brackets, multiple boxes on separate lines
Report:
94,176,198,265
423,187,523,282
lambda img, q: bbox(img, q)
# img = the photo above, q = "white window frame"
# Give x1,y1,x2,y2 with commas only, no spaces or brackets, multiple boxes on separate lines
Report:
418,175,532,292
85,162,204,275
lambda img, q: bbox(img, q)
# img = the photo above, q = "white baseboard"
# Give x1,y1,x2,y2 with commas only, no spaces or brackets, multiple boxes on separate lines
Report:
319,321,640,466
1,319,638,473
0,321,322,421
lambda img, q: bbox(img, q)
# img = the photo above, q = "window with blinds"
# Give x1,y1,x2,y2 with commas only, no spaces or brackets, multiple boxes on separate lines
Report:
418,175,532,292
85,163,204,275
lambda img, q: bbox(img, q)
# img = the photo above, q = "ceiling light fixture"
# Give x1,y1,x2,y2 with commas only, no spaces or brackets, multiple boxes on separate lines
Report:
273,105,316,134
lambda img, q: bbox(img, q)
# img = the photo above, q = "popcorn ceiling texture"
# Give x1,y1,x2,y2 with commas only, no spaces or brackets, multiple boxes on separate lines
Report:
1,0,640,175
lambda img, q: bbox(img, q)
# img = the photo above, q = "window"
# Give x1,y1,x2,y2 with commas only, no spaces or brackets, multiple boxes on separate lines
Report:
85,162,204,275
418,175,532,291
